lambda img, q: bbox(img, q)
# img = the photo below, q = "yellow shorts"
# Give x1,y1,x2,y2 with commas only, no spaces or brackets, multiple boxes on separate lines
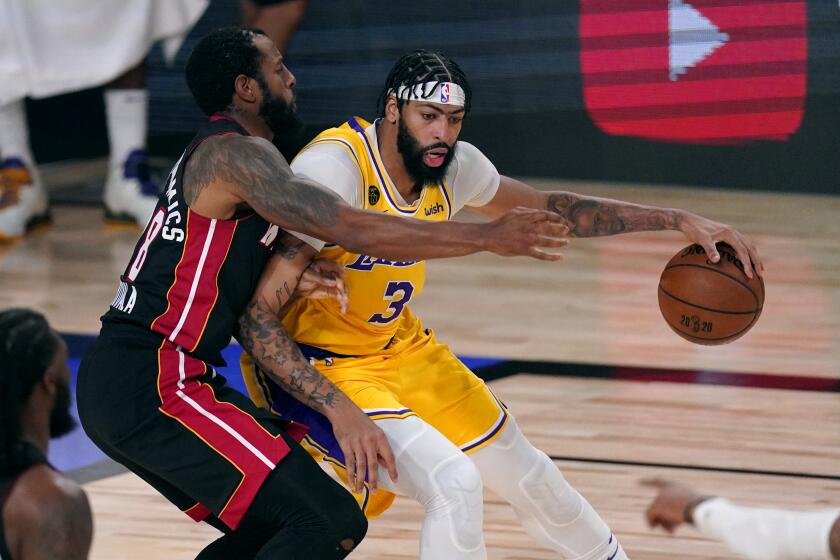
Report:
240,313,508,517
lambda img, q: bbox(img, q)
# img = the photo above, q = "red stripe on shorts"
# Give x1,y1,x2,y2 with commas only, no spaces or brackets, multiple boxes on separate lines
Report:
157,340,291,529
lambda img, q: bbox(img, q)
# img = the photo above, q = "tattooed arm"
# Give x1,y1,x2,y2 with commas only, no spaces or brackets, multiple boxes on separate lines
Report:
237,235,335,409
236,235,396,491
476,175,763,277
183,134,568,262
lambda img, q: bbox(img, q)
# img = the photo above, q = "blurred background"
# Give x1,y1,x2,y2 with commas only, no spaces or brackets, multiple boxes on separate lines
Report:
28,0,840,200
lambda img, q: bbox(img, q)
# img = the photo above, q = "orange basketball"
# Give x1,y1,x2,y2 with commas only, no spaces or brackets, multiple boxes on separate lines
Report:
658,243,764,345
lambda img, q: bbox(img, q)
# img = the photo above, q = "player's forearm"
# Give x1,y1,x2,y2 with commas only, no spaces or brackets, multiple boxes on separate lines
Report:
544,191,686,238
692,498,840,560
249,173,489,260
237,297,344,415
329,205,488,260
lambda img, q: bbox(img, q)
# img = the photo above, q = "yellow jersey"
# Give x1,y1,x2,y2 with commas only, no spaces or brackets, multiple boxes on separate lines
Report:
283,117,454,356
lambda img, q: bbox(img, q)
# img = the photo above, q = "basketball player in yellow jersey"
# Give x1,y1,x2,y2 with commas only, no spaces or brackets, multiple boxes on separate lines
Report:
241,50,764,560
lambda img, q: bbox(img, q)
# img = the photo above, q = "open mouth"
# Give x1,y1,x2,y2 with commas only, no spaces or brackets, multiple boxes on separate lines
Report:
423,148,448,167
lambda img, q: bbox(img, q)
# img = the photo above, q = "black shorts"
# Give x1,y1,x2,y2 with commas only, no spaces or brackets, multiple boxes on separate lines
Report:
76,326,306,530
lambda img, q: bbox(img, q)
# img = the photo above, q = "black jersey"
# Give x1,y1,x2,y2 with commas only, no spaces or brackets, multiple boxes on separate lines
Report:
0,442,49,559
102,116,280,366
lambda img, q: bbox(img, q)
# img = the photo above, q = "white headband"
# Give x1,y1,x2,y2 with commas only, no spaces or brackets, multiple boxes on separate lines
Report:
390,81,466,106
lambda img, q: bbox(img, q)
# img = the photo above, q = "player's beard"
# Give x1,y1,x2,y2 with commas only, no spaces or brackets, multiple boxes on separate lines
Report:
258,80,303,137
397,118,456,188
49,378,77,439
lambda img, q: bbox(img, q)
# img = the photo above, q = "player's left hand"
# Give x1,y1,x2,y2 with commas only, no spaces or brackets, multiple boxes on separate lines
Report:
641,477,712,533
677,212,763,279
297,258,349,313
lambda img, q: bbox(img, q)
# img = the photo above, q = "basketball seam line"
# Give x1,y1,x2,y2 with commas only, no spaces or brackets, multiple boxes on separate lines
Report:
658,285,759,315
663,263,762,307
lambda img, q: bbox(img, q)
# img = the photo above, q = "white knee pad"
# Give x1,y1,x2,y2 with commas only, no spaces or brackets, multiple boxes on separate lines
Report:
427,453,484,552
472,418,624,560
376,417,485,557
520,449,583,525
471,418,581,525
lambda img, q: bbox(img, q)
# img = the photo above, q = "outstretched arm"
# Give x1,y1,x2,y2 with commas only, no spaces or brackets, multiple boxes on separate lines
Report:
236,238,396,492
476,175,763,278
185,134,568,262
642,477,840,560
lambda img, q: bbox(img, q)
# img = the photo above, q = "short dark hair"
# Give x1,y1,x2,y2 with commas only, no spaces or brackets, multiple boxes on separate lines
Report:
0,309,59,468
186,27,268,116
377,50,472,118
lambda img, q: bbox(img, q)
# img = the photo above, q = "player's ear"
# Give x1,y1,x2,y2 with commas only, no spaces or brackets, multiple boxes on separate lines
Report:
39,367,59,397
234,74,259,105
385,96,400,124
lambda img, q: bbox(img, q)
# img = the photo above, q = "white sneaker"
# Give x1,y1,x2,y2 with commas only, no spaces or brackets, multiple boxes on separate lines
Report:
103,149,159,227
0,157,50,241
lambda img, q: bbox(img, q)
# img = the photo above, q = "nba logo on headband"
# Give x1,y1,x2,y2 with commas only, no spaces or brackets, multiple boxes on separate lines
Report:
393,81,465,106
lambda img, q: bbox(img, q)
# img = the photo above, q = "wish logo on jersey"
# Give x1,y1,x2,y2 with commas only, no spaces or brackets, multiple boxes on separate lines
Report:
346,255,419,272
579,0,807,143
424,202,445,216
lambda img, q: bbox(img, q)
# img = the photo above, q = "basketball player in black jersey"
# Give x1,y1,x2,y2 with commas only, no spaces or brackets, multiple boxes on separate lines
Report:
1,309,92,560
75,27,568,559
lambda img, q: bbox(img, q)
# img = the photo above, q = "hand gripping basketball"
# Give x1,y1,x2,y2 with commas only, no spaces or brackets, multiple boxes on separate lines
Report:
658,243,765,345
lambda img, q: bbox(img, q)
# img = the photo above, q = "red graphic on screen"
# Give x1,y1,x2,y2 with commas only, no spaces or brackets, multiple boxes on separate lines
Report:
579,0,807,143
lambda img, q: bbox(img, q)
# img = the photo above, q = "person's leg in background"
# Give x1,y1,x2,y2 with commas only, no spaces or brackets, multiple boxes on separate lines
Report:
103,60,158,227
0,99,49,240
0,59,158,239
240,0,310,53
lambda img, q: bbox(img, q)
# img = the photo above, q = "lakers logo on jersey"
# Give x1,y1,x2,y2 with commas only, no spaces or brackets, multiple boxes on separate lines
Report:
282,117,454,356
346,255,418,271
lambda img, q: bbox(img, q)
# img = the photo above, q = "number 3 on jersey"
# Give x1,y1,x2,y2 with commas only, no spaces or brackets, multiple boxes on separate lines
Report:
368,281,414,324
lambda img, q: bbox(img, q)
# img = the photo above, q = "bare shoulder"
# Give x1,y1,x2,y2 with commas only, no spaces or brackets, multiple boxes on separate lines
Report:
5,465,92,560
6,464,88,520
199,133,286,160
183,133,295,207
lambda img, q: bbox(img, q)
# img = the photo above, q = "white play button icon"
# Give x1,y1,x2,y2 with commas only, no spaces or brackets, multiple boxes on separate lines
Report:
669,0,730,81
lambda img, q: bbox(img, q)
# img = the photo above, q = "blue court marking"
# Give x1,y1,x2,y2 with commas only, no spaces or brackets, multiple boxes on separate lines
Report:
58,331,840,477
49,352,107,472
57,335,255,472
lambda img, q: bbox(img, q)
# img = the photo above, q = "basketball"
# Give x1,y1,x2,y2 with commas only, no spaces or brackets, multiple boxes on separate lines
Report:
658,243,764,345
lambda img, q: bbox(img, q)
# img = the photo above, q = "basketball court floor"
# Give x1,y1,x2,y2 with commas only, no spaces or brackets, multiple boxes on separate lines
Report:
1,170,838,559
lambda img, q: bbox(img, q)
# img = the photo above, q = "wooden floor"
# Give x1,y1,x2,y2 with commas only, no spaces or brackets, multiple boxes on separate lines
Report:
2,177,839,559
